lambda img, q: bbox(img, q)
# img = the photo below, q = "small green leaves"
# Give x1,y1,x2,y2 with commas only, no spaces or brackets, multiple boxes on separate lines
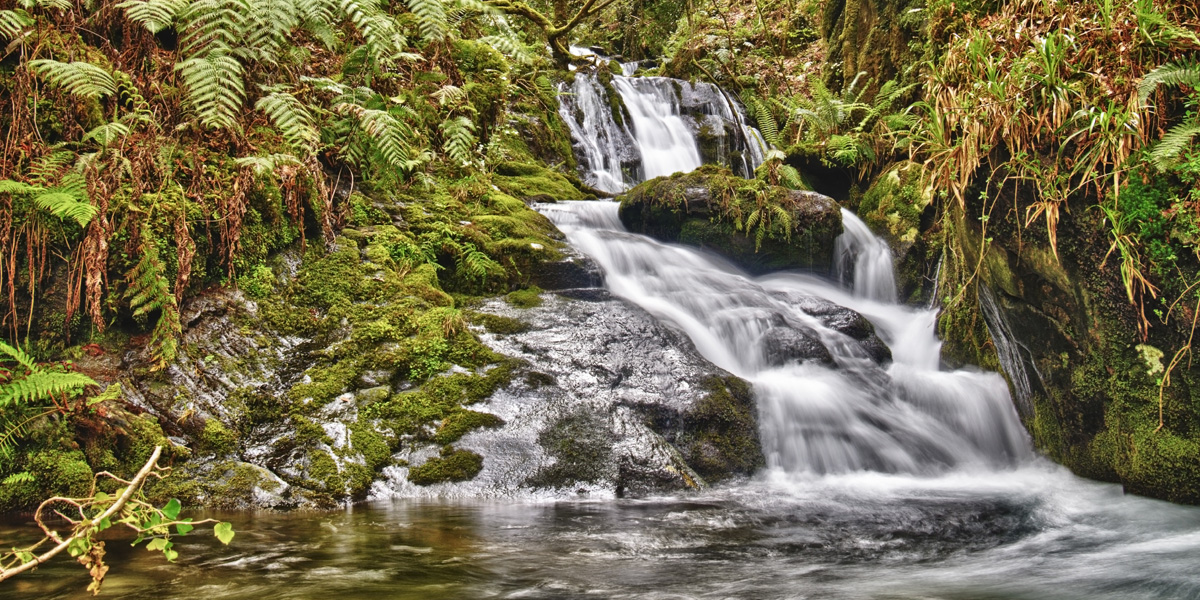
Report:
214,522,235,545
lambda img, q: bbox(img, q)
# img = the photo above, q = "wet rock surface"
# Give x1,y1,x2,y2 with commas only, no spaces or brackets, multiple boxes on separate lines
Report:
378,289,765,499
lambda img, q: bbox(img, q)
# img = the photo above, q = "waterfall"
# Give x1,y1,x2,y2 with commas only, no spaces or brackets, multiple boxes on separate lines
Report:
835,209,899,304
558,50,766,192
541,201,1032,476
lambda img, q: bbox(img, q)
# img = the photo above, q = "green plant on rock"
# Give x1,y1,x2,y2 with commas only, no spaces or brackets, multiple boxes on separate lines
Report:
124,226,182,369
1139,61,1200,170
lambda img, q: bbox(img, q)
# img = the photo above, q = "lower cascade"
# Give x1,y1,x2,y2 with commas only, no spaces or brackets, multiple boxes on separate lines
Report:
540,201,1031,475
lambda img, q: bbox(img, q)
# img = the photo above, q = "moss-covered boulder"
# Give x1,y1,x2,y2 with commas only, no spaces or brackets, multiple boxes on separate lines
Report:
617,165,843,274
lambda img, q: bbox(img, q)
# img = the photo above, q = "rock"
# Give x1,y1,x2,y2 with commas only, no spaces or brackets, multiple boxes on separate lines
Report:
761,317,835,366
617,165,843,275
374,290,766,498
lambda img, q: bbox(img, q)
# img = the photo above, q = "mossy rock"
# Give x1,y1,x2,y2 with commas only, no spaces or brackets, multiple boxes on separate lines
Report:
618,165,843,274
408,448,484,485
493,162,592,201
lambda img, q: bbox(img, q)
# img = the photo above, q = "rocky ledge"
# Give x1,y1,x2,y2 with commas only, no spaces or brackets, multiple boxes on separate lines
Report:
617,165,843,274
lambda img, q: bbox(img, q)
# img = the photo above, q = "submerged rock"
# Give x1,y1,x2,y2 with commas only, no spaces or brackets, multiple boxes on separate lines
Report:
618,165,843,274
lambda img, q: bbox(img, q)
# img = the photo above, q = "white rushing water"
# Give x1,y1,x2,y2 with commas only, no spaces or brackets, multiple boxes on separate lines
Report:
559,49,766,192
542,201,1030,475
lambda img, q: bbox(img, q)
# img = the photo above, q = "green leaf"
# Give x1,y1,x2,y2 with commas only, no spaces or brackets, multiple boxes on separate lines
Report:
162,498,182,520
164,547,179,562
214,521,235,545
147,537,168,551
175,520,194,535
67,537,89,557
97,517,112,531
94,491,110,503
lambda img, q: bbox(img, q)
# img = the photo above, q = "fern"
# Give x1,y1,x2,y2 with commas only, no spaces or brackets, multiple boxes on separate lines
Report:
335,102,424,171
431,84,467,106
0,175,96,227
21,0,73,10
235,152,303,174
0,9,32,40
477,34,532,65
1,472,34,485
82,121,133,147
0,340,97,409
175,52,246,130
115,0,188,34
0,340,37,372
1149,124,1200,169
28,60,118,99
1138,61,1200,104
405,0,447,42
0,371,97,407
243,0,300,63
456,243,503,281
750,97,780,148
34,191,97,227
256,89,320,153
180,0,247,55
124,228,181,369
440,115,476,165
339,0,406,64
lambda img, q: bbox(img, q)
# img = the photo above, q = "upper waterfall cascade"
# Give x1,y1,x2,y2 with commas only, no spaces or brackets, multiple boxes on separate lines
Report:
541,202,1032,475
559,48,766,193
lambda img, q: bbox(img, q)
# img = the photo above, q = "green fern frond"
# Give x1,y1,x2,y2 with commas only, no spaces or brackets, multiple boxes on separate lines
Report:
235,152,303,174
778,165,807,191
0,9,33,40
752,98,780,149
1149,123,1200,169
244,0,300,62
256,90,319,153
23,0,73,10
28,150,75,186
340,0,406,63
405,0,447,42
115,0,188,33
0,179,38,196
477,34,532,64
1,472,34,485
440,115,476,165
180,0,248,55
124,229,181,368
0,340,37,373
1138,61,1200,104
0,371,96,408
430,84,467,106
297,0,336,24
455,243,503,281
28,59,118,99
334,102,420,170
34,191,97,227
175,52,246,130
82,121,133,146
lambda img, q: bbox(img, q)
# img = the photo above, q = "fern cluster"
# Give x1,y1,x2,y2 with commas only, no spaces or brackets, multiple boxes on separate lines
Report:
124,227,182,369
0,175,96,228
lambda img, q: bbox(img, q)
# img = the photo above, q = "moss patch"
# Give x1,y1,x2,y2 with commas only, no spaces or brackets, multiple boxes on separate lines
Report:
408,447,484,485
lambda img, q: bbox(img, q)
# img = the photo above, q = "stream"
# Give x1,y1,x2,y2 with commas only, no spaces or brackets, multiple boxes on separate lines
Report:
7,61,1200,600
8,203,1200,600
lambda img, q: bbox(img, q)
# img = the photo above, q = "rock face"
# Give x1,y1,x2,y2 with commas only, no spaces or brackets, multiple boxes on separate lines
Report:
111,240,762,508
617,166,843,274
377,285,765,498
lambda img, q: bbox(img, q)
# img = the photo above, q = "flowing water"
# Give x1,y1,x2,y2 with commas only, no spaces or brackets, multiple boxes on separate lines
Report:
559,50,765,192
9,202,1200,600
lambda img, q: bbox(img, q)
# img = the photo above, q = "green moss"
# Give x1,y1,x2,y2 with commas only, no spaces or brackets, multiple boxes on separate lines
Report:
528,411,615,487
408,447,484,485
493,162,588,200
29,449,93,498
505,286,543,308
679,376,765,481
433,409,504,444
199,419,238,455
350,424,393,471
468,311,531,334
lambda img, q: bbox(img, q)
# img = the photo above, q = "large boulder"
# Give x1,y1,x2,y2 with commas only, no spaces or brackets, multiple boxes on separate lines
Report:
618,165,843,275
